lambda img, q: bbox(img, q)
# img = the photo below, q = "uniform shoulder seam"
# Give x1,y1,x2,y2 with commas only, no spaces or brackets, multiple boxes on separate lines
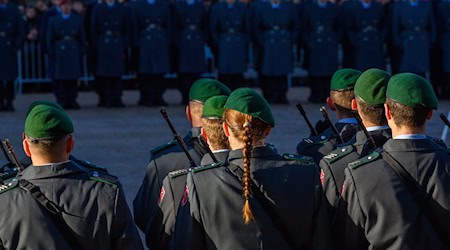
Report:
282,153,316,166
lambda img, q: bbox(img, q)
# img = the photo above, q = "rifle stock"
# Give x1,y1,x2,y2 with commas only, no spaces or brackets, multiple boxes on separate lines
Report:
1,139,23,172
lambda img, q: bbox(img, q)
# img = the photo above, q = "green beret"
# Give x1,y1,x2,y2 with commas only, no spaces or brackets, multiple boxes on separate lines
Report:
25,100,64,116
354,69,391,106
189,78,231,103
224,88,275,127
386,73,438,110
202,95,228,119
331,68,362,91
25,102,74,139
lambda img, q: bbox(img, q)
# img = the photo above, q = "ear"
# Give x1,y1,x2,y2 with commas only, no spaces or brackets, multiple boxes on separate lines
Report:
223,122,230,137
426,110,433,121
201,127,208,142
351,99,357,111
22,138,32,157
384,103,392,121
186,105,192,123
263,126,272,137
327,97,336,111
66,135,75,154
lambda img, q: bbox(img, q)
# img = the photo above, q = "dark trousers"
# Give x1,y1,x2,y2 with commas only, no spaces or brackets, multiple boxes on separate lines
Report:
138,74,165,106
96,76,123,107
55,80,79,109
308,76,331,103
259,75,288,104
0,80,14,111
218,73,245,90
178,73,201,105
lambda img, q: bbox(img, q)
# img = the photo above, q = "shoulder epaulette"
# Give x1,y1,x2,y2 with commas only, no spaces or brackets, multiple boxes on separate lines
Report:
266,143,278,153
88,170,119,187
191,161,224,174
74,159,108,173
149,140,177,155
168,169,189,179
348,151,380,170
0,178,19,194
301,133,332,147
0,164,19,180
323,145,354,164
283,153,316,166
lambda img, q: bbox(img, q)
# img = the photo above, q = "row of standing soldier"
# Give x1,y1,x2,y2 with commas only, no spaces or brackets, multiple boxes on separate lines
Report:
1,0,450,110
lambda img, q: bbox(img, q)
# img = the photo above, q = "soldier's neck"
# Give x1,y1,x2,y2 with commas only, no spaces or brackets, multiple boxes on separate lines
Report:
391,125,426,138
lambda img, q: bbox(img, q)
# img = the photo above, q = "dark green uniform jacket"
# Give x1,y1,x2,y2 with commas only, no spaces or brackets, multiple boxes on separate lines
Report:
172,146,333,250
319,128,391,219
0,160,143,250
146,151,229,250
133,127,208,233
335,138,450,250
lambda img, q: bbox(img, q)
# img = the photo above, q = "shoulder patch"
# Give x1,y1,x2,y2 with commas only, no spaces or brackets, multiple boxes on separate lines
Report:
149,140,177,155
323,145,354,164
191,161,224,174
88,170,119,187
301,133,332,147
283,153,316,166
348,151,380,170
73,159,108,173
168,169,189,179
0,178,19,194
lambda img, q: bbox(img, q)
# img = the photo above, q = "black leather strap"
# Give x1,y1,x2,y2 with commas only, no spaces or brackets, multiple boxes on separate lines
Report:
225,163,296,249
381,151,449,248
19,179,82,248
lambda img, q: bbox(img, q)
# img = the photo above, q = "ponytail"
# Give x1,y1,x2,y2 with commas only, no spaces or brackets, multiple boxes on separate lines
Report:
242,120,255,224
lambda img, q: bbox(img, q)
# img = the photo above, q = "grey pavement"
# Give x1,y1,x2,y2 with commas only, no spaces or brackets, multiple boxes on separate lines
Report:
1,86,449,219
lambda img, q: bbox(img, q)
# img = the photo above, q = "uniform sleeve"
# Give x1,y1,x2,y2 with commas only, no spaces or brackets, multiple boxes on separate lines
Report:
111,185,144,250
319,158,339,218
333,168,368,250
79,18,87,54
133,157,162,232
145,176,175,250
308,167,334,250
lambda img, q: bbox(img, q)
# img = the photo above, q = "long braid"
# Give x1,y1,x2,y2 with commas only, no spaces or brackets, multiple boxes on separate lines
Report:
242,118,255,224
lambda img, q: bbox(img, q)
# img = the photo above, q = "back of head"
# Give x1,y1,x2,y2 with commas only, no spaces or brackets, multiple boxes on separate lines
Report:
188,78,231,127
354,68,391,125
223,88,274,224
386,73,438,128
330,68,362,117
201,95,229,150
24,101,74,160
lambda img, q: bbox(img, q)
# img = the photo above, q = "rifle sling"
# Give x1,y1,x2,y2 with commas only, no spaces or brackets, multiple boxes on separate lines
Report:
225,163,296,249
19,179,83,248
381,151,449,248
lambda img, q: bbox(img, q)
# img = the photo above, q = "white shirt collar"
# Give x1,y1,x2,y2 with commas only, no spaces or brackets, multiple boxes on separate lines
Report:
393,134,427,140
366,125,389,132
338,118,358,124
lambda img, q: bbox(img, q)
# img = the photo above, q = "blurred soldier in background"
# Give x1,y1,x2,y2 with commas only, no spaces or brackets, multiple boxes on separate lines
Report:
254,0,299,104
46,0,86,109
392,0,436,78
131,0,170,106
436,1,450,99
91,0,128,107
339,0,357,69
347,0,386,71
0,0,25,111
302,0,340,103
173,0,208,105
210,0,250,90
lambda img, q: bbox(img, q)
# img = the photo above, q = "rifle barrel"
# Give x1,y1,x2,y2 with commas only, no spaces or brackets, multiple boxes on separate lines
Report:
296,103,317,136
319,106,343,143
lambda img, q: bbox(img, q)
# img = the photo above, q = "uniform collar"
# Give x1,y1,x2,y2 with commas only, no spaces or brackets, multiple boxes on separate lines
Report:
393,134,427,140
338,118,358,124
200,150,230,165
227,145,278,163
18,160,85,180
191,127,201,138
383,137,445,153
366,125,390,132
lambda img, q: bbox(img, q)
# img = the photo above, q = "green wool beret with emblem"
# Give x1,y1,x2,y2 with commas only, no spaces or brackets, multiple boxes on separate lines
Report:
189,78,231,103
224,88,275,127
25,100,65,116
25,101,74,139
202,95,228,119
354,68,391,106
331,68,362,91
386,73,438,110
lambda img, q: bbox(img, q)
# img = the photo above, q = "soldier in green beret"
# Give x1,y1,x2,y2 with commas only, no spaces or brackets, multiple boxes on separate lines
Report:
296,68,362,164
133,78,231,235
319,68,392,220
172,87,332,249
147,95,231,250
0,101,143,249
335,73,450,249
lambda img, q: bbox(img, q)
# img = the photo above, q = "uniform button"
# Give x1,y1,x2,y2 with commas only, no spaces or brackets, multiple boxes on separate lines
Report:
321,135,326,140
93,171,99,177
341,148,347,152
367,156,372,160
289,154,294,158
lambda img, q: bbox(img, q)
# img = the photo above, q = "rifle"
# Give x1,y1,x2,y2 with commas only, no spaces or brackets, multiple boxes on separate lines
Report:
1,139,23,172
160,107,197,168
440,113,450,128
352,111,376,149
296,103,318,136
319,106,343,143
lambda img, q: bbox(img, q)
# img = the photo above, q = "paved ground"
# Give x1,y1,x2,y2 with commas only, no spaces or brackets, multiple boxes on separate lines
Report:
1,87,449,232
